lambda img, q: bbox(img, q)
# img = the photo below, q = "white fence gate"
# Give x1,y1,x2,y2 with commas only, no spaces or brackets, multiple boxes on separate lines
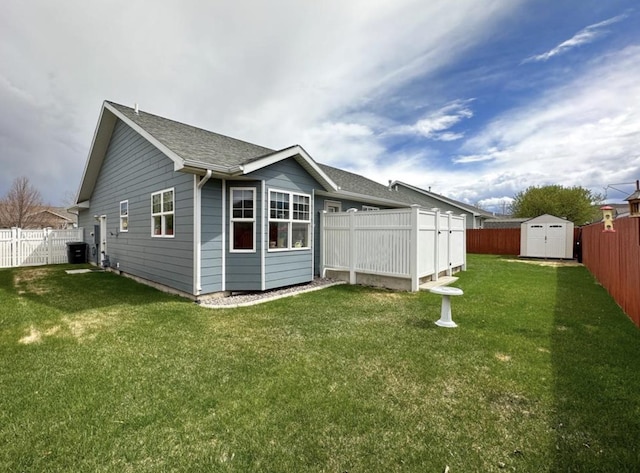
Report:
321,207,466,291
0,228,84,268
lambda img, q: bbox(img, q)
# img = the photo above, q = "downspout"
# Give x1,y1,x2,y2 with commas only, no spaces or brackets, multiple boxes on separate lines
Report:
194,170,212,295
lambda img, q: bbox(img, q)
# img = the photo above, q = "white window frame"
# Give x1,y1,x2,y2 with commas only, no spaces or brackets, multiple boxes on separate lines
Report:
119,200,129,232
268,189,311,252
324,200,342,212
230,187,256,253
151,188,175,238
362,205,380,211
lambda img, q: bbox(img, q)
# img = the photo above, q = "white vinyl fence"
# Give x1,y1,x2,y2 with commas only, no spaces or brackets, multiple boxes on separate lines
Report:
321,206,466,291
0,228,84,268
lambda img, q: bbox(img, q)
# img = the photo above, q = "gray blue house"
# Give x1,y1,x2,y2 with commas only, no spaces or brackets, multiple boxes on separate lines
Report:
73,101,422,298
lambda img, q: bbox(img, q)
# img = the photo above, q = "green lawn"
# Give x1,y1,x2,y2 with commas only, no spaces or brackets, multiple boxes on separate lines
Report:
1,255,639,472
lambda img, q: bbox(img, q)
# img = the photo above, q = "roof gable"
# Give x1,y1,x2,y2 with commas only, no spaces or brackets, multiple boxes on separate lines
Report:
75,101,338,203
523,214,571,224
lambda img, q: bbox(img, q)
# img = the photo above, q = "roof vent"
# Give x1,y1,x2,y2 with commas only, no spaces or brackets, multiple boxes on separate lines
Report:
134,103,139,115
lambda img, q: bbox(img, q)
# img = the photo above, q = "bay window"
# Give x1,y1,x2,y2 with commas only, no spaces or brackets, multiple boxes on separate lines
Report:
269,190,310,250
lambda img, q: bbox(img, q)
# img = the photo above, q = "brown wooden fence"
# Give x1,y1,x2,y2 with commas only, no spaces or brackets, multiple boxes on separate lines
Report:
581,217,640,327
466,228,521,255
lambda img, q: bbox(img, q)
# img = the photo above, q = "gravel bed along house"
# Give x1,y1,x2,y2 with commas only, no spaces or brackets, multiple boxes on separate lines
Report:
197,278,345,308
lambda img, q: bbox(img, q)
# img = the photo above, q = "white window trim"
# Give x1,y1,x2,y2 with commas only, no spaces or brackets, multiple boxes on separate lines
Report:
230,187,256,253
362,205,380,211
119,200,129,232
324,200,342,212
151,188,175,238
268,188,311,252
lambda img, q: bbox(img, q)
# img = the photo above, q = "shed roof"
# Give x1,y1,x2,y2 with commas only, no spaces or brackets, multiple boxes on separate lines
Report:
522,214,572,224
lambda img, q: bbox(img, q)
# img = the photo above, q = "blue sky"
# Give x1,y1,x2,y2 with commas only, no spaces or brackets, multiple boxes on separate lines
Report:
1,0,639,211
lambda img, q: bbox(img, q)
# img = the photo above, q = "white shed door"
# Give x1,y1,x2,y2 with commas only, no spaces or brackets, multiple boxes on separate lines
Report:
545,224,567,258
527,224,547,257
526,223,567,258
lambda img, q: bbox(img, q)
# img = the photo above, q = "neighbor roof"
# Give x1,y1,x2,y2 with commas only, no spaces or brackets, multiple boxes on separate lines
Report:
391,181,494,218
318,164,409,207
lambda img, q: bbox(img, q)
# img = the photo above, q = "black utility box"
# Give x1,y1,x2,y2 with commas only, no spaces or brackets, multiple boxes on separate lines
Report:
66,242,88,264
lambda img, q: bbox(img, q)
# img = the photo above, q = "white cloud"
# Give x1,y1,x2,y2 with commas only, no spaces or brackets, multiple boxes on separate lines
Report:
453,45,640,200
0,0,524,203
389,100,474,141
523,13,629,63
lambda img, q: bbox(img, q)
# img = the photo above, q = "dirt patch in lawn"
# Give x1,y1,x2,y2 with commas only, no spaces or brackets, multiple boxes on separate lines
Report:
62,311,120,342
13,268,50,295
504,258,582,268
19,326,43,344
18,311,120,345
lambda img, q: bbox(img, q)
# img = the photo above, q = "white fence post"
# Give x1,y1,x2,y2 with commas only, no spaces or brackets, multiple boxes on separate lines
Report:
432,209,440,282
45,228,52,265
12,228,19,268
320,211,326,277
446,211,453,276
349,211,356,284
461,214,467,271
410,205,419,291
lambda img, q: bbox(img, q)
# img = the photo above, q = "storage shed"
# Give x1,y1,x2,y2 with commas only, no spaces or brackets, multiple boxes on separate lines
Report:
520,214,574,259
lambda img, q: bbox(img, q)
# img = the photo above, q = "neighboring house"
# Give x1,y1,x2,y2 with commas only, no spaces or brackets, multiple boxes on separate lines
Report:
31,207,78,229
71,101,424,299
389,181,494,229
0,205,77,229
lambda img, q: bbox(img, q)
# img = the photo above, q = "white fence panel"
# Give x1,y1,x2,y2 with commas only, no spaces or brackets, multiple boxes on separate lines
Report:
417,211,437,276
321,207,466,291
0,228,84,268
0,230,13,268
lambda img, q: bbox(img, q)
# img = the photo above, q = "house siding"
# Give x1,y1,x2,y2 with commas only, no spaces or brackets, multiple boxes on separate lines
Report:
251,158,319,289
200,178,223,293
78,119,195,294
225,180,262,291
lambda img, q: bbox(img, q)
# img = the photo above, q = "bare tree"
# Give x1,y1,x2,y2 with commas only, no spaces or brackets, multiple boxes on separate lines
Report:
0,177,44,228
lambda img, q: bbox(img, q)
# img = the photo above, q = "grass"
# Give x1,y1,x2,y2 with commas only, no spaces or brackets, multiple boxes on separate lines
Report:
1,255,639,472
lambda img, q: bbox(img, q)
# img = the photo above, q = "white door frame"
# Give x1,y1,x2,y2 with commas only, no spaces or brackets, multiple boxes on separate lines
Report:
99,215,107,265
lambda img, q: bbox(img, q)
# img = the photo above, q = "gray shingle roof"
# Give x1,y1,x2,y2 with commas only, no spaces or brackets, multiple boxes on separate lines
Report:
107,102,274,169
319,164,410,205
393,181,494,217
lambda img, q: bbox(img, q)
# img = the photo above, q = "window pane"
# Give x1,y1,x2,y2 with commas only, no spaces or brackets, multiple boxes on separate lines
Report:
152,194,161,214
233,222,254,250
153,215,162,235
164,214,174,235
269,222,289,249
232,189,254,218
270,191,289,219
293,195,309,220
120,201,128,216
163,190,174,212
121,217,128,231
292,222,309,248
